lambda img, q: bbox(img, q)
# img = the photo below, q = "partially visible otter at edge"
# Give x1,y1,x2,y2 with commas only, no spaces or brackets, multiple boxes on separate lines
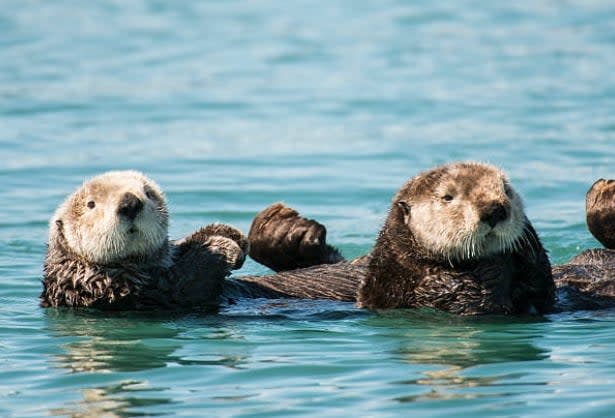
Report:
241,162,555,315
41,171,249,309
550,179,615,310
243,163,615,313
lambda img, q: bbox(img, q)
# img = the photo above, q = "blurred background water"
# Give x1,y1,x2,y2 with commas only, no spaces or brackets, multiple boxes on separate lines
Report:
1,0,615,416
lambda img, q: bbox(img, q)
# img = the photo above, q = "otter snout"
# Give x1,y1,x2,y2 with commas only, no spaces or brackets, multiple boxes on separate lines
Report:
480,203,509,228
117,192,143,221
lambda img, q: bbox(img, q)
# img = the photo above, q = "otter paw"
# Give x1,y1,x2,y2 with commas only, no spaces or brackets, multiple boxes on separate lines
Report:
248,202,343,272
205,235,246,270
586,178,615,249
199,224,249,254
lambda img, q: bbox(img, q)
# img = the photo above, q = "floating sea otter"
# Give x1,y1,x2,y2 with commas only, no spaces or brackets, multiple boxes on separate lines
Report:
551,179,615,310
240,161,555,315
41,170,248,309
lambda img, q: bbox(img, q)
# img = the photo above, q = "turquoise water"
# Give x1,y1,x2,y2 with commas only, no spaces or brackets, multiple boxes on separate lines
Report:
1,0,615,416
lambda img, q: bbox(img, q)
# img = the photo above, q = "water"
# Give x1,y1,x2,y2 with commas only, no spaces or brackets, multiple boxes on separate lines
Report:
1,0,615,416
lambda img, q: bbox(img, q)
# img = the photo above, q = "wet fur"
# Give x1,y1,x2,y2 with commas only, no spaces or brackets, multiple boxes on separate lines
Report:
240,162,555,315
585,179,615,249
248,203,343,271
41,171,248,309
358,162,555,314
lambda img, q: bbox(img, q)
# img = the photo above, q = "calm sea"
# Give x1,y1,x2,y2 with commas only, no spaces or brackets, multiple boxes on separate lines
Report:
1,1,615,417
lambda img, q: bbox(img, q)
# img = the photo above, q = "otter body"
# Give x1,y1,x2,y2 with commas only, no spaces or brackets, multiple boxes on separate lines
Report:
41,171,248,310
240,162,554,315
358,162,554,314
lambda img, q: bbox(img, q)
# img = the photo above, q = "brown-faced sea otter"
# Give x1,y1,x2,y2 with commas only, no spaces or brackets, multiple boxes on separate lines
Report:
238,162,555,315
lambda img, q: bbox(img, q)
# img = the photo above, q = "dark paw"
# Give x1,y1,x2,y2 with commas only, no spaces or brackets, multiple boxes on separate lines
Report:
248,203,343,272
586,178,615,249
198,224,249,254
205,236,246,270
179,224,248,271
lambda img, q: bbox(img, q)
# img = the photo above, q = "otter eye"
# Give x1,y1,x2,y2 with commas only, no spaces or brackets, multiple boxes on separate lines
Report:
87,201,96,209
442,194,454,202
145,189,155,200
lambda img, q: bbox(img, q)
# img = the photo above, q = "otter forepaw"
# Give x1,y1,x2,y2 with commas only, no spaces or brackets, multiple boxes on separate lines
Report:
248,202,343,272
179,224,248,270
199,224,249,254
205,236,246,270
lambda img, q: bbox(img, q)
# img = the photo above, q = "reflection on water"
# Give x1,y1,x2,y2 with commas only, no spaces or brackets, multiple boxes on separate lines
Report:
49,380,174,418
368,309,551,402
395,325,548,368
42,310,252,417
45,309,248,373
46,309,182,373
56,337,176,373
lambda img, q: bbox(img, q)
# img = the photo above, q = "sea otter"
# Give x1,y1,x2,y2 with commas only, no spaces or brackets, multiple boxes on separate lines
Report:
359,162,556,314
241,162,554,315
41,170,248,309
551,178,615,310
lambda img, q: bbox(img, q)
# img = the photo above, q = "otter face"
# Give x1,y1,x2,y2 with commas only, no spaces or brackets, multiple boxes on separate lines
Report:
52,171,169,264
396,162,527,263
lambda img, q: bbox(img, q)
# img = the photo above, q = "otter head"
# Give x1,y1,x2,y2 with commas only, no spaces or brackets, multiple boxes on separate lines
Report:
50,171,169,264
393,162,527,264
586,178,615,249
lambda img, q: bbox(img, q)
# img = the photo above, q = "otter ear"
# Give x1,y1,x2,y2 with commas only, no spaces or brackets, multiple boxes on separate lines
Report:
55,219,63,231
397,201,411,224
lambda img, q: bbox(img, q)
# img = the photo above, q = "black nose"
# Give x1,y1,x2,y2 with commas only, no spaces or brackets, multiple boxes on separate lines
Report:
117,192,143,221
481,203,508,228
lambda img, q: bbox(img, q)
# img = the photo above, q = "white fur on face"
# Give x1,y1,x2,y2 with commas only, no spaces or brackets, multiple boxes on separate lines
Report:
406,163,527,263
52,170,169,264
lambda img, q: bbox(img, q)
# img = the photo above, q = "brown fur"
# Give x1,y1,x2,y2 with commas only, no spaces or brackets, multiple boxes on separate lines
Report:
248,203,343,271
585,179,615,249
228,260,366,301
357,162,554,314
241,162,555,315
229,256,368,302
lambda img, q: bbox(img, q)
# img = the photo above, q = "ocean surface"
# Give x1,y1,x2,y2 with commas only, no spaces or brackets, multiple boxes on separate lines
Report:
1,0,615,416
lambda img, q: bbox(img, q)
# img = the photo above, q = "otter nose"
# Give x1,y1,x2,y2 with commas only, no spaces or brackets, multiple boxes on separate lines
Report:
480,203,508,228
117,192,143,221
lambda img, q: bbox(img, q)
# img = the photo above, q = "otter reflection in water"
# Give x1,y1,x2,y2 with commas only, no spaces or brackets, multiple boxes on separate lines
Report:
364,310,548,402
